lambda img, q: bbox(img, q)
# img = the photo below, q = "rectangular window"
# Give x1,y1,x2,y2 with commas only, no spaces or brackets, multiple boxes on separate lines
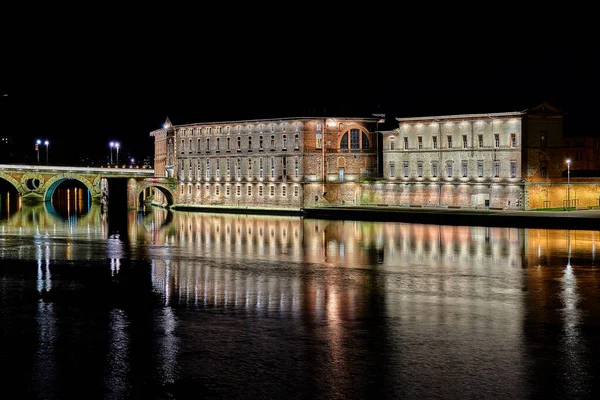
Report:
237,137,241,152
282,157,287,177
188,139,192,153
206,138,210,153
390,137,395,150
259,157,263,178
317,123,322,132
237,159,241,178
510,133,516,148
197,163,202,180
282,135,287,150
248,158,252,177
478,134,483,148
294,134,299,149
316,133,322,149
216,159,220,178
180,184,184,194
181,139,185,153
270,135,275,149
248,185,252,196
259,185,263,196
447,135,452,149
206,159,210,180
270,185,274,196
494,161,500,177
216,137,220,152
197,138,201,153
294,186,299,197
447,162,453,177
188,184,192,195
462,135,468,149
226,185,230,196
417,163,423,177
248,137,252,151
389,161,395,177
478,161,484,177
226,137,231,151
271,157,275,178
432,136,437,149
462,161,468,177
511,161,517,178
541,166,547,178
418,136,423,150
282,186,286,197
403,162,409,178
227,158,231,177
295,156,299,178
494,134,500,148
404,137,408,150
432,162,438,177
259,136,263,151
236,185,241,196
215,185,220,196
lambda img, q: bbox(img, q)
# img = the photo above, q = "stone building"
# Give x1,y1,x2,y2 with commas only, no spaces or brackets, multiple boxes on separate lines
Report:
380,102,600,210
523,103,600,209
381,110,525,209
149,116,380,210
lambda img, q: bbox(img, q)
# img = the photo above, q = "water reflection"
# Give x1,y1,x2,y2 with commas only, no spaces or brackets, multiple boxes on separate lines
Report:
1,203,600,398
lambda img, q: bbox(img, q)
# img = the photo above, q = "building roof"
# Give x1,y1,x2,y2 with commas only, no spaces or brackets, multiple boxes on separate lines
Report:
396,111,525,123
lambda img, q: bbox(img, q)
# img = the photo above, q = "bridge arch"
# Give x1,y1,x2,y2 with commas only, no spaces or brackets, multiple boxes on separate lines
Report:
0,171,24,194
42,174,97,202
134,182,175,209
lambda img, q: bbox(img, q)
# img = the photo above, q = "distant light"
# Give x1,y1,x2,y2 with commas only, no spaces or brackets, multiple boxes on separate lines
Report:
44,140,49,145
36,139,41,145
566,158,571,165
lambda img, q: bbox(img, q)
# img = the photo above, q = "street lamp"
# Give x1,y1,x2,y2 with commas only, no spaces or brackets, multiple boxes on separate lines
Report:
115,142,120,166
566,158,571,211
109,141,114,165
44,140,49,164
36,139,41,163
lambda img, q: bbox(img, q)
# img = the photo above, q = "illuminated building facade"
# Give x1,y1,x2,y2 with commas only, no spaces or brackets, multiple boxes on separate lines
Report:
382,111,525,209
382,103,600,210
150,116,380,209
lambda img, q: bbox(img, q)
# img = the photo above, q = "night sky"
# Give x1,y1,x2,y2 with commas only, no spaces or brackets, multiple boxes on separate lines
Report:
2,12,596,166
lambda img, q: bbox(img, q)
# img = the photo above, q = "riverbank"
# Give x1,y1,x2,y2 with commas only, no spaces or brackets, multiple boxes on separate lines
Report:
304,206,600,230
168,203,600,230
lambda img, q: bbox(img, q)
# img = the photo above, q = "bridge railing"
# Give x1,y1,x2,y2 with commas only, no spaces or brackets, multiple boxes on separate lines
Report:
0,164,154,175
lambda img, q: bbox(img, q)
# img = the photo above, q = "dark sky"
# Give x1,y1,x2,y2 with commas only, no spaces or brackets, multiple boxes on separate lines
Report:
3,11,596,165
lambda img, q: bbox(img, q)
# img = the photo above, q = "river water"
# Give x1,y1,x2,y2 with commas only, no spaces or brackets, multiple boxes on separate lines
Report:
1,198,599,399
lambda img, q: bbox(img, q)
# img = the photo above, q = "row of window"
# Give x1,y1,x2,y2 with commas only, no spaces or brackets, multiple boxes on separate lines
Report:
180,183,301,197
179,122,304,136
181,134,300,153
178,157,301,180
390,133,518,150
388,160,518,178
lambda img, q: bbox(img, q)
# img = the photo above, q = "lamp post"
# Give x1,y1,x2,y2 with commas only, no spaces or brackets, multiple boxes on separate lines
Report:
44,140,49,164
36,139,41,163
566,158,571,211
109,141,114,165
115,142,120,166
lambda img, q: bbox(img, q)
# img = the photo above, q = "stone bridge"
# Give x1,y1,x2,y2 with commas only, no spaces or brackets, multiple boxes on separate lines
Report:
0,164,176,210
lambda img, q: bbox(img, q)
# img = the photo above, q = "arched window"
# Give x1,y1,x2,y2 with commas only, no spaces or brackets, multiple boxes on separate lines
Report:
341,133,348,150
340,128,370,151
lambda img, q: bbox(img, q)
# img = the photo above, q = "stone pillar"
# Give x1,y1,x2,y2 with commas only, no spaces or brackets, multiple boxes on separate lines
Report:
127,178,138,210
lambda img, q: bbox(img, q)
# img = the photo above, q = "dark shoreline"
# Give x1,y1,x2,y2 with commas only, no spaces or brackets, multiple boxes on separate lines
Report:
304,207,600,230
170,204,600,230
